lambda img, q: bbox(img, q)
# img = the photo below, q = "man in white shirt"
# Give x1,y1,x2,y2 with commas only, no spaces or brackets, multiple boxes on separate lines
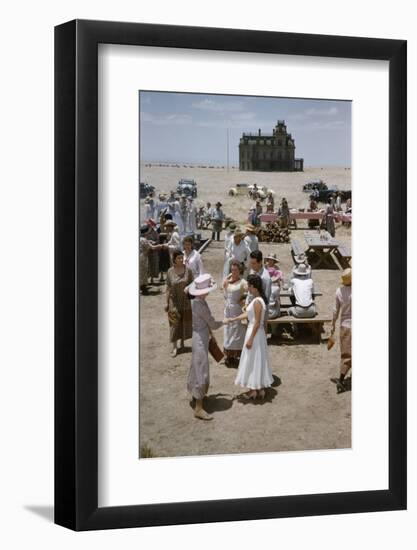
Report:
247,250,272,303
288,264,316,318
244,224,259,253
224,229,250,277
330,268,352,393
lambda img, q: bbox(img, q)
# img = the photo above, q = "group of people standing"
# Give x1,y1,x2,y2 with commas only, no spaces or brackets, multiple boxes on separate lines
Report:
187,271,273,420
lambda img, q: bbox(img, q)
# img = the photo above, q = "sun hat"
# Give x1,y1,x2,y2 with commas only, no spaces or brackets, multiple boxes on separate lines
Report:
159,193,167,200
144,197,150,204
228,222,237,231
341,268,352,286
294,252,307,264
293,263,309,277
215,201,222,207
164,220,177,227
233,229,244,239
188,274,217,296
245,224,256,233
265,253,279,263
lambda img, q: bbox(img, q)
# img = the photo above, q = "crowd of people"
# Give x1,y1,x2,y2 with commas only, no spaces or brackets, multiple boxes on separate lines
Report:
140,189,352,421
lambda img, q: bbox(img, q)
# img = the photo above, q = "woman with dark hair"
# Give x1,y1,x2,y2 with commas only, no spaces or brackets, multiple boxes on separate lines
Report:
183,235,204,278
165,249,194,357
225,274,273,400
222,260,247,367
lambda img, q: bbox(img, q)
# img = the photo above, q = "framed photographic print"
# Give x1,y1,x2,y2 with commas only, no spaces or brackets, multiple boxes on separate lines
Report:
55,20,406,530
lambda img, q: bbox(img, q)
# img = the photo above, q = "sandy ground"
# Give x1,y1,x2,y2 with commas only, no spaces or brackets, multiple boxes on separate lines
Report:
139,166,351,458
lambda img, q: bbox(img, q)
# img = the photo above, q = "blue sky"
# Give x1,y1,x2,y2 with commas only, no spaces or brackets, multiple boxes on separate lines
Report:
139,91,351,167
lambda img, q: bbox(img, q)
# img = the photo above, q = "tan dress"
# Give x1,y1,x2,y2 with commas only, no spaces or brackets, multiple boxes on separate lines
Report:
166,266,193,343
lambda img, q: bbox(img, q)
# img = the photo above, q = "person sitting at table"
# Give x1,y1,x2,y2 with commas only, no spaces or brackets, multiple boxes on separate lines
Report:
288,264,316,318
265,254,283,288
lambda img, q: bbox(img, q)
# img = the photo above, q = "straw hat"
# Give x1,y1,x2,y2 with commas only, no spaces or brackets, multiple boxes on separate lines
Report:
245,224,256,233
265,253,279,264
188,274,217,296
159,193,167,200
293,263,309,277
228,222,237,231
294,253,307,264
164,220,177,228
233,228,244,240
341,268,352,286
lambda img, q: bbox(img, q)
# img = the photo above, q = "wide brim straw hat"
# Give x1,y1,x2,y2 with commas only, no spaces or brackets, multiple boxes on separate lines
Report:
293,263,309,276
341,268,352,286
233,229,244,239
245,224,256,232
294,253,307,264
188,274,217,296
164,220,177,228
265,253,279,263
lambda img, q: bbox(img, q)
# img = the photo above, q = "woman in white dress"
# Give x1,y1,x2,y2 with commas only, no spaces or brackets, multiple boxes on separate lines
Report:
225,273,273,400
222,260,247,367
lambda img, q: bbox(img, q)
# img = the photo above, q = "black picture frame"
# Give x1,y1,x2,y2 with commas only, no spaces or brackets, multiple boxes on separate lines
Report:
55,19,407,531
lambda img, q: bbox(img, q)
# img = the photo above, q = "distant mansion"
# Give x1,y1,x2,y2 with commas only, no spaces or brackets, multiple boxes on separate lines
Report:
239,120,304,172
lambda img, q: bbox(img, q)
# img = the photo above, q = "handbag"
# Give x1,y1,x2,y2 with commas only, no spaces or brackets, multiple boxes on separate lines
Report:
208,336,224,363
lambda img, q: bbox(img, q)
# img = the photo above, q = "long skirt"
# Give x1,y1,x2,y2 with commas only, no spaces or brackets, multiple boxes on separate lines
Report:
340,326,352,375
169,307,192,343
187,327,210,399
148,249,160,278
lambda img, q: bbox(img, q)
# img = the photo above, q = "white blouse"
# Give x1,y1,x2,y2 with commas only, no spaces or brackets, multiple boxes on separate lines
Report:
183,249,204,278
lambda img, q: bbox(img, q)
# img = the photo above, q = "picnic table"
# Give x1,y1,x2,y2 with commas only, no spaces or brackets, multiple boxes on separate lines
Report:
303,230,340,269
257,211,352,225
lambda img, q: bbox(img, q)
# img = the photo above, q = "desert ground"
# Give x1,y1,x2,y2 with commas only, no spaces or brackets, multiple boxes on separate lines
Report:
139,165,351,458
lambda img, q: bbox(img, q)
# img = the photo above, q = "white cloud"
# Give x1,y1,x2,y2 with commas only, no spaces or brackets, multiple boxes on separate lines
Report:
191,98,245,112
140,112,192,126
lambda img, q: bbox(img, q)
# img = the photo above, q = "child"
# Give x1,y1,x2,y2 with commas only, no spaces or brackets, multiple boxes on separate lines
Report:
264,254,283,287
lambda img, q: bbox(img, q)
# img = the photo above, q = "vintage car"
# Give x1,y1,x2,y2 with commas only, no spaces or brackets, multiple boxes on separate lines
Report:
177,178,197,198
310,187,352,203
228,182,249,197
248,184,274,201
139,181,155,199
303,179,328,192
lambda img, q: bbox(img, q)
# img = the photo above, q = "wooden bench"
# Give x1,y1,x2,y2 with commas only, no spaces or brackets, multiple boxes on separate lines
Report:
290,238,305,260
267,315,333,343
334,245,351,268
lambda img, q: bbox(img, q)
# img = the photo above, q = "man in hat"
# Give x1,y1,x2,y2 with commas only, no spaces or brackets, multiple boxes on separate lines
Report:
265,254,283,287
224,222,237,251
244,224,259,253
288,264,316,318
223,228,250,277
291,253,312,279
210,202,225,241
330,268,352,393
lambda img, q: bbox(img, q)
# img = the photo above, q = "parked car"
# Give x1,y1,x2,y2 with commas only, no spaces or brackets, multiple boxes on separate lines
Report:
139,181,155,199
228,182,249,196
310,187,351,203
177,178,197,198
303,179,328,192
248,184,274,201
